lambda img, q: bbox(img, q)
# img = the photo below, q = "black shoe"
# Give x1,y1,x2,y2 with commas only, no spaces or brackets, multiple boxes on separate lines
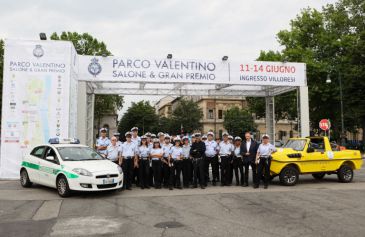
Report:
221,183,225,187
243,184,248,187
264,185,268,189
177,186,182,189
141,186,144,190
200,185,205,189
169,186,173,190
193,185,198,188
212,181,216,186
253,185,259,189
127,187,132,190
145,186,150,189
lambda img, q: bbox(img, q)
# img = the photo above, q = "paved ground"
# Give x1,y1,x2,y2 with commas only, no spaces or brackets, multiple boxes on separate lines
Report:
1,167,365,237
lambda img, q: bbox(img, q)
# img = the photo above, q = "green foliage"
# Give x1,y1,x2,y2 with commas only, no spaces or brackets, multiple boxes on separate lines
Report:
223,106,256,137
51,31,123,130
118,101,159,136
259,0,365,140
170,98,203,134
248,50,298,122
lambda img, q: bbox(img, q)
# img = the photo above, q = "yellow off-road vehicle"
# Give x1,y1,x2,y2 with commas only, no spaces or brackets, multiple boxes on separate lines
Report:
270,136,363,186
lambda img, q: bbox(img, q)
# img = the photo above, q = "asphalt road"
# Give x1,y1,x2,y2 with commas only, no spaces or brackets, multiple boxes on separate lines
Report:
1,167,365,237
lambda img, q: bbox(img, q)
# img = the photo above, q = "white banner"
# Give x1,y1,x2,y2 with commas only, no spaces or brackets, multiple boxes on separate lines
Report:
78,56,306,86
0,40,73,179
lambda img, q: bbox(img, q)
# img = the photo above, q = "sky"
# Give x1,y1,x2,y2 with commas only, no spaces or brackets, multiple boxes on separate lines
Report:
0,0,337,116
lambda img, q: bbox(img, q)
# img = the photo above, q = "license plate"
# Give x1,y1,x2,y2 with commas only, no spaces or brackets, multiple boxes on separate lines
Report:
102,178,115,184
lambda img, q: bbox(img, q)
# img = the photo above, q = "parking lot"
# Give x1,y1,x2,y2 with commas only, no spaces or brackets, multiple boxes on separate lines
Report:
1,166,365,237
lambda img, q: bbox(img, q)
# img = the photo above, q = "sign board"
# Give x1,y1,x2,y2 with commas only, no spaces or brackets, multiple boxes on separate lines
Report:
319,119,331,131
0,40,74,179
78,56,306,87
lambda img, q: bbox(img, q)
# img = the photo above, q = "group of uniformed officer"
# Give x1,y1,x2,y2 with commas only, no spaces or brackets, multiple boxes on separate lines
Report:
96,127,277,190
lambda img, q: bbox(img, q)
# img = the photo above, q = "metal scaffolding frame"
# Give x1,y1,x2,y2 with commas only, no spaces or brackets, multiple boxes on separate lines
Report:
82,80,309,147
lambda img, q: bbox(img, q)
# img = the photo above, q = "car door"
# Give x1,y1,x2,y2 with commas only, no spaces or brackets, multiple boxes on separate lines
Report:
37,146,61,188
27,146,47,183
307,138,329,172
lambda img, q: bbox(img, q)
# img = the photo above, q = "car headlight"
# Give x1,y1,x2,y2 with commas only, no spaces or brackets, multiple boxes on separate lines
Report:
117,166,123,175
72,168,92,176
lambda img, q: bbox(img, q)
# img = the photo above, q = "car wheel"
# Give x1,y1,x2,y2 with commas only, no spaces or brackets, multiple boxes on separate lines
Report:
337,165,353,183
57,175,71,197
279,166,299,186
20,169,32,188
312,173,325,180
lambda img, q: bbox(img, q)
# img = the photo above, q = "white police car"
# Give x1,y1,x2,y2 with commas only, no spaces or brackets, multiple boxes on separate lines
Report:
20,138,123,197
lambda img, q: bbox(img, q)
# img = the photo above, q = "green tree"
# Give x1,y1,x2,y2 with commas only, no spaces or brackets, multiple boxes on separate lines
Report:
170,98,203,134
50,31,123,131
223,106,256,137
0,39,3,123
118,101,159,137
247,50,298,122
260,0,365,140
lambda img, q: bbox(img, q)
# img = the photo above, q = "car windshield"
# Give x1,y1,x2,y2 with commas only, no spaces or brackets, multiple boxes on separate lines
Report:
57,147,103,161
283,139,307,151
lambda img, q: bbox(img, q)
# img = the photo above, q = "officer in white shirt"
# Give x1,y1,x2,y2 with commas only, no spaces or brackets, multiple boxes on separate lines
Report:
255,134,277,189
218,132,234,186
181,136,192,188
96,128,110,156
168,137,183,190
105,136,121,164
113,132,123,148
150,139,163,189
131,127,141,146
137,135,151,189
120,132,137,190
158,132,165,147
162,134,172,188
204,131,219,186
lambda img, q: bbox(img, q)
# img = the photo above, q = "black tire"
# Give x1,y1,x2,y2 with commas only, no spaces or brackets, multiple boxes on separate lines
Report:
337,165,353,183
57,175,72,197
20,169,32,188
279,166,299,186
312,173,325,180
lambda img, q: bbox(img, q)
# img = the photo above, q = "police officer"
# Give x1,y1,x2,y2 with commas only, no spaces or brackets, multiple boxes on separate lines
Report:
96,128,110,157
162,134,172,188
120,132,138,190
219,132,234,186
255,134,277,189
105,136,121,164
150,139,163,189
158,132,165,147
232,136,244,186
131,127,141,146
113,132,123,148
240,131,258,187
137,135,150,189
181,136,191,188
190,133,206,189
169,137,183,190
227,135,234,184
204,131,219,186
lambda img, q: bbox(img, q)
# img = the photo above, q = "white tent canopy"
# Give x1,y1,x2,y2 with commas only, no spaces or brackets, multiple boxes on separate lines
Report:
0,39,309,179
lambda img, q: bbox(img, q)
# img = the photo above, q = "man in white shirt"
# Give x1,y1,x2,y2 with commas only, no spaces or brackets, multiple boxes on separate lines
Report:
120,132,137,190
255,134,277,189
96,128,110,156
113,132,123,148
106,136,121,164
162,134,172,188
131,127,141,146
219,132,234,186
204,131,219,186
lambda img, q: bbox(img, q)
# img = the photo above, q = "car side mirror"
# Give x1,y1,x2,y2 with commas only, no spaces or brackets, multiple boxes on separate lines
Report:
307,147,315,153
46,156,55,161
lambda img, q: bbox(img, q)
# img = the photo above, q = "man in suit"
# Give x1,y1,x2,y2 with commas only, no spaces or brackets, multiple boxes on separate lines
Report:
240,131,258,188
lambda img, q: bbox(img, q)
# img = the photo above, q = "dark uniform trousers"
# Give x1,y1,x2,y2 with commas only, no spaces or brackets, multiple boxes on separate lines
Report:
162,158,170,187
220,156,232,186
243,160,257,185
257,156,271,186
232,156,244,185
182,158,192,187
193,157,205,187
122,157,134,189
211,155,220,182
169,160,182,187
152,160,162,188
138,158,150,188
203,156,211,185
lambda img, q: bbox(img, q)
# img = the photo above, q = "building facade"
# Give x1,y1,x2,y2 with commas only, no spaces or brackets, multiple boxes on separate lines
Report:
155,96,298,142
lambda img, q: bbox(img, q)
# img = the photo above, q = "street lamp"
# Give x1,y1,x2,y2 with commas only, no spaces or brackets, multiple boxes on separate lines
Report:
326,72,345,144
